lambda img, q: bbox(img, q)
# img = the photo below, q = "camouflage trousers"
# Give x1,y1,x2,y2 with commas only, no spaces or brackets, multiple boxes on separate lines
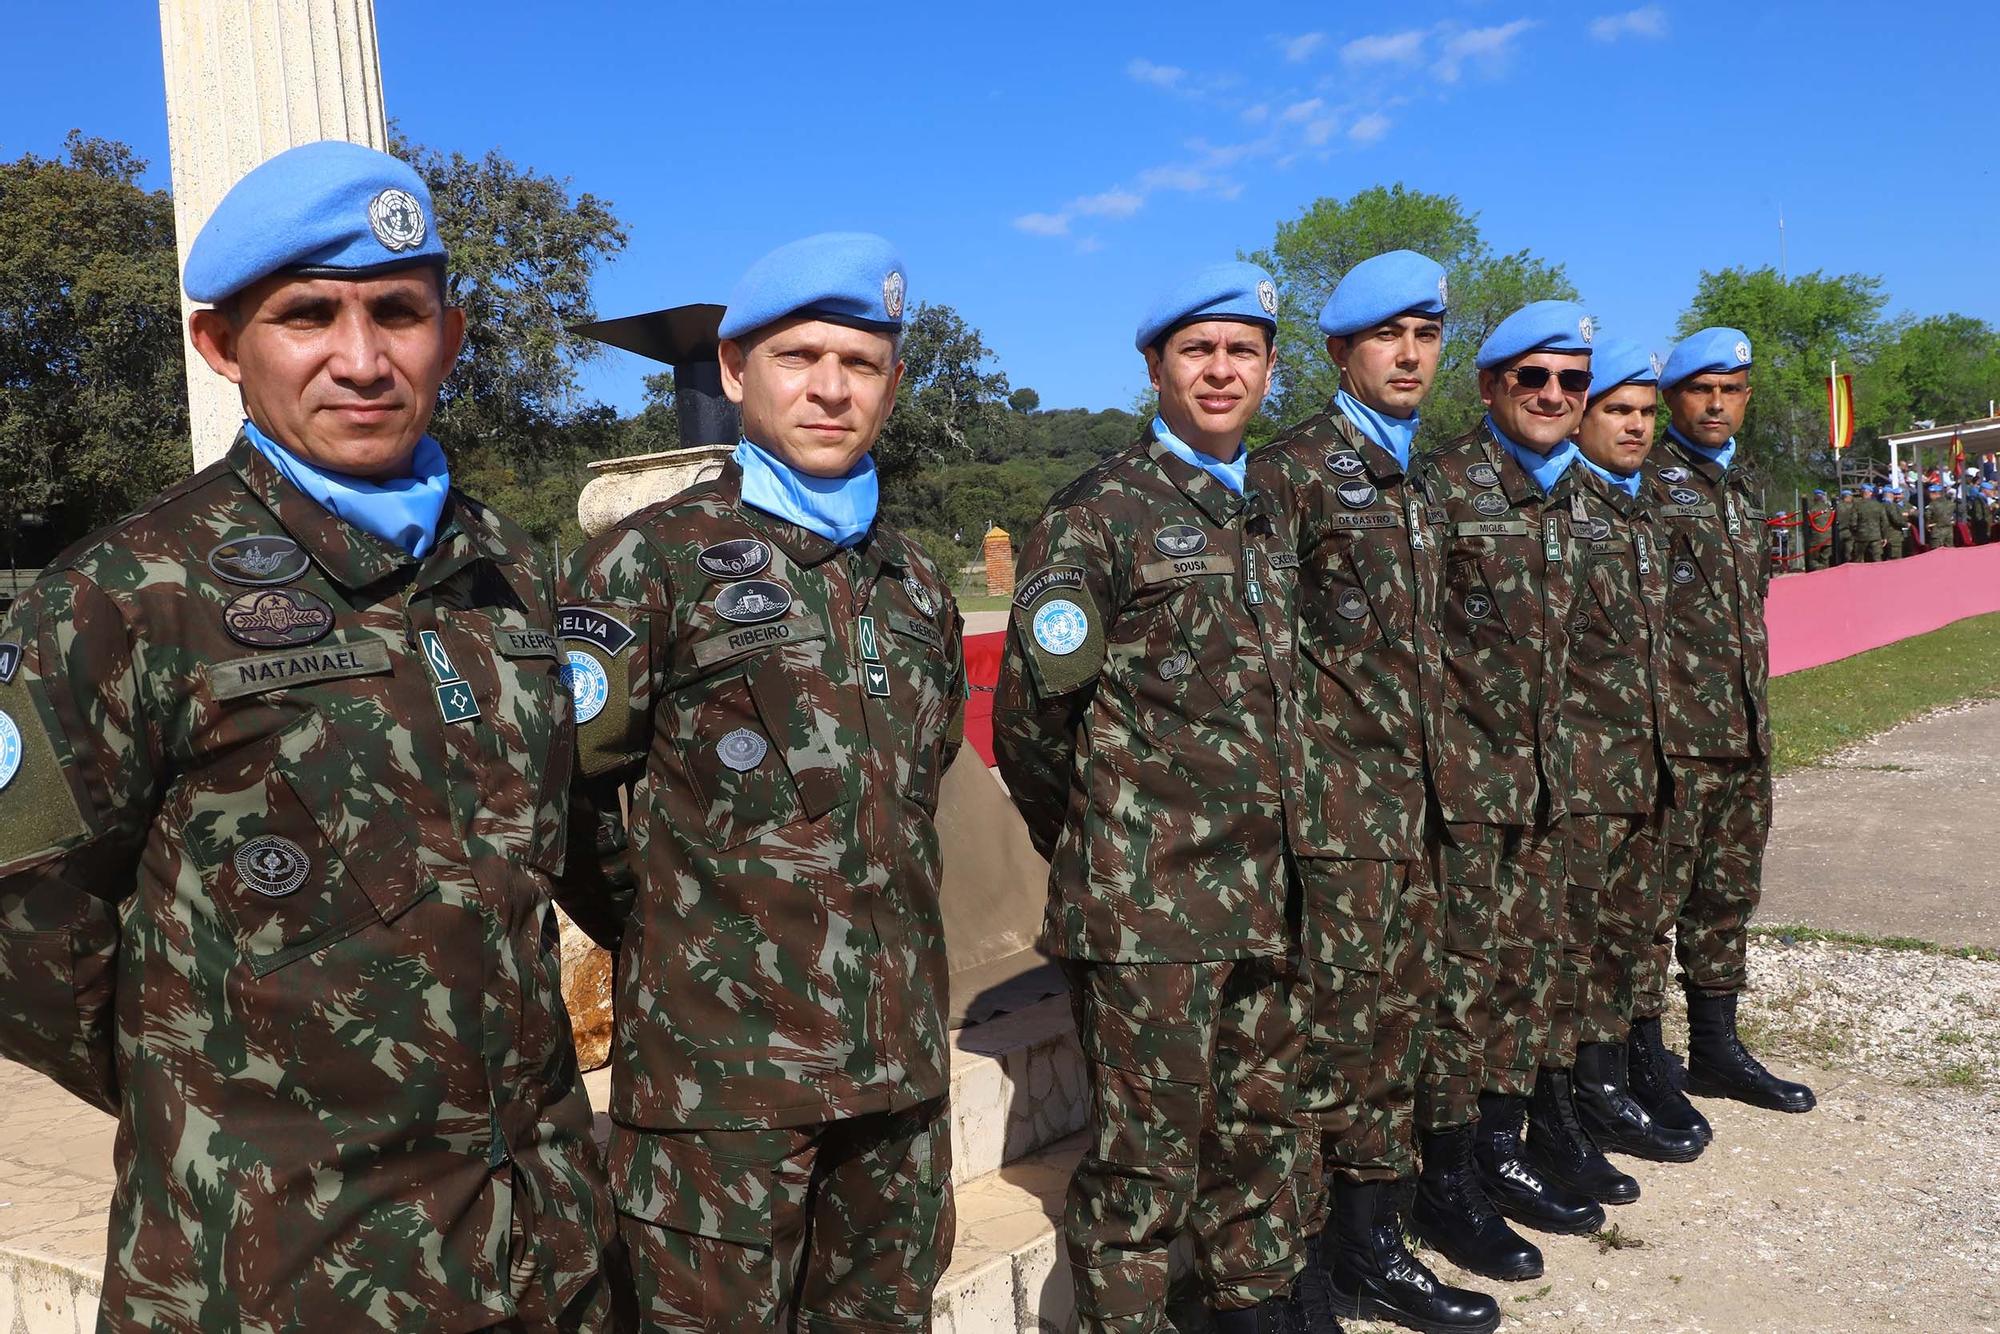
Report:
1562,809,1667,1050
1294,851,1443,1234
1436,821,1567,1107
608,1099,953,1332
1063,956,1309,1327
1636,756,1772,1016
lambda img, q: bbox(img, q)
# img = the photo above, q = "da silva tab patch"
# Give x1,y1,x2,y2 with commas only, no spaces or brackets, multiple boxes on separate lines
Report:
558,606,637,654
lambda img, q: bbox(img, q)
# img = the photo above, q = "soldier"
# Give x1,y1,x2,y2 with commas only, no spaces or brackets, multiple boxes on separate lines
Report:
1972,482,1995,545
0,141,615,1331
1833,488,1856,565
1925,483,1957,549
1855,484,1890,562
1629,329,1815,1141
1884,486,1910,558
1804,489,1835,570
556,234,965,1330
1411,302,1605,1284
1259,251,1503,1334
1540,342,1706,1197
995,262,1318,1333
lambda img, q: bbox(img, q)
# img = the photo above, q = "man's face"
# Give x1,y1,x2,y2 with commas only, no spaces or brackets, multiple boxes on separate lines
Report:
1664,369,1752,448
190,268,463,479
1144,319,1275,460
1574,383,1659,473
1480,350,1591,453
1327,314,1442,418
720,318,903,478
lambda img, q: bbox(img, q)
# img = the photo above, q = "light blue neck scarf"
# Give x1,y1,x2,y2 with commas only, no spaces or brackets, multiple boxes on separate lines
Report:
1336,388,1420,471
734,437,877,547
1667,425,1738,473
243,419,449,558
1153,415,1245,495
1488,415,1578,495
1577,450,1642,499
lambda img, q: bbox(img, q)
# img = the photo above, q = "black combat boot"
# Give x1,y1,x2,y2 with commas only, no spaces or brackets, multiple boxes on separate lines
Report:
1288,1248,1348,1334
1477,1089,1615,1223
1211,1294,1306,1333
1684,986,1817,1113
1574,1039,1704,1162
1521,1068,1637,1207
1323,1179,1501,1334
1627,1015,1713,1144
1409,1125,1543,1281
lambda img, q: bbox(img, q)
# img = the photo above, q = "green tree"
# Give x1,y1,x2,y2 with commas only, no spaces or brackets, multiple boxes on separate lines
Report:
0,132,190,559
1675,266,1886,494
1860,314,2000,443
1008,386,1040,414
1251,183,1576,446
873,301,1011,481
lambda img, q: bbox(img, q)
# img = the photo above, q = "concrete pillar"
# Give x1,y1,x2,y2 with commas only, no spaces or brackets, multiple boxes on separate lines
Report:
158,0,389,468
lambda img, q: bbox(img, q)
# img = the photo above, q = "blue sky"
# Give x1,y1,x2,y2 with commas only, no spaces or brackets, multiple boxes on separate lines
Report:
5,3,1997,417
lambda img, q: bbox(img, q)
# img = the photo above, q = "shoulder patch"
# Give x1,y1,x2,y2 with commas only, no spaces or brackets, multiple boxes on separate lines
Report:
1014,565,1085,608
1014,582,1104,697
559,605,638,653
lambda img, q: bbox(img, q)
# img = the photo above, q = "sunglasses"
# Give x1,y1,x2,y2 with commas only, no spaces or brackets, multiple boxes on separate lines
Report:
1507,366,1593,394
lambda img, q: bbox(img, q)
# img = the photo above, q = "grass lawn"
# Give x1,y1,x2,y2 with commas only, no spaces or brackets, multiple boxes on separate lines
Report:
1769,610,2000,774
954,593,1014,614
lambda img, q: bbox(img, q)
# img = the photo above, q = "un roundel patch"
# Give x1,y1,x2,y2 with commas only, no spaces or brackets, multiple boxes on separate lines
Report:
0,710,20,791
717,728,769,772
368,188,427,252
234,835,310,898
1033,599,1089,656
562,649,610,724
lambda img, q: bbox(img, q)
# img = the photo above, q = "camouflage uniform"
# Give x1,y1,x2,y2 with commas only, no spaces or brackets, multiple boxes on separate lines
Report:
1925,493,1957,548
558,459,963,1331
0,434,615,1333
1638,445,1772,1019
1256,408,1449,1213
1884,496,1910,558
1833,495,1856,564
1419,426,1589,1095
1804,502,1835,570
1557,469,1669,1049
1854,493,1888,562
994,431,1307,1326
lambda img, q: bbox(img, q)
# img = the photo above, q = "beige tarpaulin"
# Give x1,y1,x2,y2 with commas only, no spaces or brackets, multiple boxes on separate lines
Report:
935,748,1054,1026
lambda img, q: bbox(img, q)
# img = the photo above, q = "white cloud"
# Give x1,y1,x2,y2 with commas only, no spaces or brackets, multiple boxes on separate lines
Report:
1434,19,1538,83
1301,117,1339,147
1282,32,1327,63
1073,189,1144,219
1348,112,1392,145
1279,97,1326,124
1075,236,1105,255
1590,6,1667,42
1342,29,1427,67
1013,212,1071,237
1127,58,1185,89
1241,102,1271,124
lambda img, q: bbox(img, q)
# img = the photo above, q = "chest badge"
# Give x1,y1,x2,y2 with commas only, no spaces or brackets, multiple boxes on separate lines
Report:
1464,591,1493,620
1466,462,1502,489
863,661,893,697
1154,525,1207,557
1568,610,1591,635
718,728,769,772
234,835,310,897
1672,560,1697,585
1669,486,1703,506
1335,587,1369,621
715,580,793,624
696,538,772,580
1336,479,1378,509
1585,516,1613,541
1159,649,1192,680
417,629,459,684
562,650,609,724
1660,466,1691,483
222,588,334,648
207,535,311,586
903,575,937,617
0,711,20,791
1473,491,1510,518
1326,452,1367,478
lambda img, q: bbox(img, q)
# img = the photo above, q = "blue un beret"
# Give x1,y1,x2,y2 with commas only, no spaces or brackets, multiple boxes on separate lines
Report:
1660,327,1753,390
1585,338,1661,402
1135,261,1279,352
1319,250,1448,336
718,233,907,341
184,140,445,304
1477,301,1596,370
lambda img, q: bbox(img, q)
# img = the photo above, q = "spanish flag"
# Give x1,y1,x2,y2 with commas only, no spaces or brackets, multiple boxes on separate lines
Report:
1827,369,1855,451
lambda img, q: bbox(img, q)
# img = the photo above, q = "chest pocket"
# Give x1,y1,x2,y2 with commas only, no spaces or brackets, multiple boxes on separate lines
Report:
176,715,439,978
884,611,954,810
1112,570,1241,745
1298,536,1385,667
1577,561,1629,649
1665,529,1724,619
672,644,853,851
452,606,573,870
1439,553,1514,656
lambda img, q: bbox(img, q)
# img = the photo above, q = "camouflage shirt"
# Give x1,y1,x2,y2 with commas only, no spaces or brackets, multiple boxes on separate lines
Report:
0,434,611,1332
994,431,1298,963
1419,425,1591,828
1255,406,1447,861
1560,468,1668,816
1648,438,1771,760
557,460,965,1131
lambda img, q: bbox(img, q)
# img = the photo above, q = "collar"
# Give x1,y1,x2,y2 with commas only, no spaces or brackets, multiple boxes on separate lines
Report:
1666,425,1737,474
1152,415,1246,495
1487,416,1578,497
734,436,878,547
1326,403,1409,483
1334,388,1419,471
1576,450,1642,499
715,460,906,575
242,419,451,558
1145,428,1244,526
230,432,413,590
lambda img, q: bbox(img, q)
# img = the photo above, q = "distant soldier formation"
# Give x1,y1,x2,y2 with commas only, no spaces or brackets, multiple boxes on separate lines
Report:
1798,463,2000,569
11,139,1957,1334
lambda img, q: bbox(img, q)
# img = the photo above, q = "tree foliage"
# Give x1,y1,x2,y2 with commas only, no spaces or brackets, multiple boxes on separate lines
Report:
0,133,190,559
1252,184,1576,447
873,301,1013,482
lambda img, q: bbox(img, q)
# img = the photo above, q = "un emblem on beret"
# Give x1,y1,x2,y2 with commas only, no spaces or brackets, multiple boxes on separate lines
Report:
1438,273,1449,307
1649,352,1664,377
1579,315,1595,344
367,188,426,253
1256,279,1278,316
883,269,906,320
1733,340,1751,364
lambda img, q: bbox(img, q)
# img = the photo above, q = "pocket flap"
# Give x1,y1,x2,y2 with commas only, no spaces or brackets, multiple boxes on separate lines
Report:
609,1126,774,1246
